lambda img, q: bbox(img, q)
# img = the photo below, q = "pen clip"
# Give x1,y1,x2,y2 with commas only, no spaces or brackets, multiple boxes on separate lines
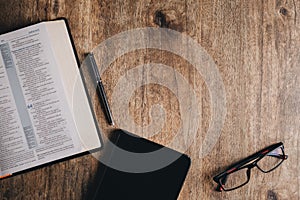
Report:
88,53,101,81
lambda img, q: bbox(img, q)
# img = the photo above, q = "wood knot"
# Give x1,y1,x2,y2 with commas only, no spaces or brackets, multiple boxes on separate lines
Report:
153,10,184,32
154,10,168,28
279,7,288,16
267,190,278,200
52,0,60,15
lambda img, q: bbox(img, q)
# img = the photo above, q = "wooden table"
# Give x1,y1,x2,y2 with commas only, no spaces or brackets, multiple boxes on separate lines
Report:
1,0,299,199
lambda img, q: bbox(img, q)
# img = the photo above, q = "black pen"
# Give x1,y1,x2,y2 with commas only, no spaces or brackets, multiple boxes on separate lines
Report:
88,53,114,126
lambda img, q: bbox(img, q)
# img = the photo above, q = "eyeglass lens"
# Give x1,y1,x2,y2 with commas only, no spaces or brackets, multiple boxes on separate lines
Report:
221,168,249,190
257,146,284,172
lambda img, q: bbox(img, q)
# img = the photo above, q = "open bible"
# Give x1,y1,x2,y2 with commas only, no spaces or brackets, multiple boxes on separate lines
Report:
0,19,101,178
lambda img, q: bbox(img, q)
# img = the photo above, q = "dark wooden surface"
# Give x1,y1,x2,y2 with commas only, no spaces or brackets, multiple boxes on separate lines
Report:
0,0,299,199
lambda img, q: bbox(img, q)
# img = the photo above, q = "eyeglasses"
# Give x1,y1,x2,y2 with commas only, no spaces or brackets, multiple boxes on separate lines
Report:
213,142,288,192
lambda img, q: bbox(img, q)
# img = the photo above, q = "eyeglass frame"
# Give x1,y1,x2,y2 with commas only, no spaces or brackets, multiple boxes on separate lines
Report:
213,142,288,192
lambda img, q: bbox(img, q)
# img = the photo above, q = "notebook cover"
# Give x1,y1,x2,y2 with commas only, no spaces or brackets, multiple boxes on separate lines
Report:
90,129,191,200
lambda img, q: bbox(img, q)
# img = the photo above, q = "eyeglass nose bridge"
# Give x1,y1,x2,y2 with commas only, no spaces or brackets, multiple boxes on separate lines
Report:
245,162,256,178
247,161,265,175
246,167,251,176
249,161,258,169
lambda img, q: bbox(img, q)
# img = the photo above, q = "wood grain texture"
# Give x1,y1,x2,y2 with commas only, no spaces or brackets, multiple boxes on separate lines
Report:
0,0,299,199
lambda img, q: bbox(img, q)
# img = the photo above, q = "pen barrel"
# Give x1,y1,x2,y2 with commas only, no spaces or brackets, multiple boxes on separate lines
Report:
87,52,114,125
97,81,114,125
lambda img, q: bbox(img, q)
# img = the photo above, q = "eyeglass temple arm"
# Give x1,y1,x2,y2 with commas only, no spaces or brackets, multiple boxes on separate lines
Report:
228,142,285,169
216,176,227,191
266,149,288,159
216,184,223,192
267,154,288,159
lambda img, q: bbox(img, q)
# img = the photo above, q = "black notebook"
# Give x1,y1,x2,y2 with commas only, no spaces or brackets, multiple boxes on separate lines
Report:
91,129,191,200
